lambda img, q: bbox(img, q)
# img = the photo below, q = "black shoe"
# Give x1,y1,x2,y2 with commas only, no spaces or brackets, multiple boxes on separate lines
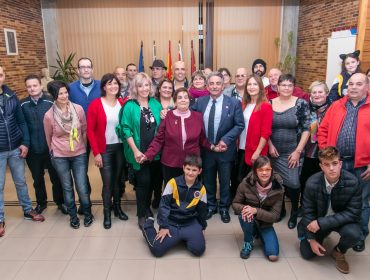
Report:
220,210,231,223
77,205,84,215
57,204,68,215
206,209,217,220
103,208,111,229
113,203,128,220
288,212,298,229
84,214,94,227
70,216,80,229
35,204,47,214
353,240,365,252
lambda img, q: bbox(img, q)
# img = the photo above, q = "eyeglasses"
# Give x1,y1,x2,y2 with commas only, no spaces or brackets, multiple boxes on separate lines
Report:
222,73,229,77
235,74,247,78
279,84,293,88
78,66,92,70
256,167,272,172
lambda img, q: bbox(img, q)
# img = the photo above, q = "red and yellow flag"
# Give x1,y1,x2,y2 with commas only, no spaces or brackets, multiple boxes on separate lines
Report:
166,40,173,80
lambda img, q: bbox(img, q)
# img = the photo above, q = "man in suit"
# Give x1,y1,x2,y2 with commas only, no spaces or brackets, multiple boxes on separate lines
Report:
192,72,244,223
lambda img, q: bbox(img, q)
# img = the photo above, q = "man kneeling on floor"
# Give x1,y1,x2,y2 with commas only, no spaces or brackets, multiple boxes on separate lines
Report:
297,146,362,274
142,154,207,257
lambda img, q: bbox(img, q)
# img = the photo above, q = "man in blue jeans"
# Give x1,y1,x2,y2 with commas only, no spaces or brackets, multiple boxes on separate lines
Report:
0,66,45,237
142,155,207,257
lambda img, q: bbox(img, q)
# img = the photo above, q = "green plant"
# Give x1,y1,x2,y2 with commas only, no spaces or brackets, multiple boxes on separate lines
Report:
51,52,78,83
275,31,297,74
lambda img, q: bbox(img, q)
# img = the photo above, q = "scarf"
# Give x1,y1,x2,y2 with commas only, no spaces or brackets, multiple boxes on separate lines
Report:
308,99,330,143
189,87,209,99
53,102,80,151
256,181,272,201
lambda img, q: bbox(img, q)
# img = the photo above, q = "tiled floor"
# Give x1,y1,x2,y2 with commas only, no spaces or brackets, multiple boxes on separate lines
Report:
1,162,370,279
0,204,369,280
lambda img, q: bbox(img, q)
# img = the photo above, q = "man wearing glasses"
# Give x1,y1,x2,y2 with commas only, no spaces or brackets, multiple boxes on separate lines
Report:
223,67,248,101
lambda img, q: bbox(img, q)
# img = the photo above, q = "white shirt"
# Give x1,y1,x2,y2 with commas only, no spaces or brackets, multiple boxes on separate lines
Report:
324,176,339,216
239,104,256,149
102,99,121,144
204,94,223,143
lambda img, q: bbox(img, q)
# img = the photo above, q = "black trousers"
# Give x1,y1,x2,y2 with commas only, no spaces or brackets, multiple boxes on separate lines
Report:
299,157,321,205
300,223,362,259
162,164,183,186
230,149,251,202
99,143,124,208
134,160,162,218
26,151,64,205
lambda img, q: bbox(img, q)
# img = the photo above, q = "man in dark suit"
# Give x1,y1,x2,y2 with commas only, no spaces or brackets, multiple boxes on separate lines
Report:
192,71,244,223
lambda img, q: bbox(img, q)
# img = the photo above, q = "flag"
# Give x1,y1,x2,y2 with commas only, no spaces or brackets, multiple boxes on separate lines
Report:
153,40,156,61
191,40,196,75
138,41,144,72
178,40,183,61
166,40,173,80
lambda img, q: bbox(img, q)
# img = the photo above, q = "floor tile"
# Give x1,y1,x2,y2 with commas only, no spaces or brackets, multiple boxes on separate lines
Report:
10,218,56,237
0,237,42,260
0,261,24,280
61,260,112,280
203,234,240,258
200,258,249,280
205,216,235,235
343,255,370,279
46,219,88,237
115,237,152,259
14,260,68,280
30,237,81,260
73,237,120,260
107,259,155,280
244,258,296,280
154,259,200,280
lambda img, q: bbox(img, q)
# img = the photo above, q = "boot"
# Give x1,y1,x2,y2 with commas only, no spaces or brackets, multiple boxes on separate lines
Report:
288,210,298,229
103,208,111,229
113,202,128,220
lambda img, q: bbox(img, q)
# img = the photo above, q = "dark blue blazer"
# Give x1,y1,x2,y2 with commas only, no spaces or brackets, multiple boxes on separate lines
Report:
192,94,244,163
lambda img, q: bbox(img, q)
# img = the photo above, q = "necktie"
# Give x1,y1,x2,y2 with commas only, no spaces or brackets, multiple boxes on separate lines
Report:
208,100,216,144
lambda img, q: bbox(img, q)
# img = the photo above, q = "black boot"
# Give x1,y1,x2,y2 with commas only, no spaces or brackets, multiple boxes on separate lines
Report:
288,210,298,229
103,208,111,229
113,202,128,220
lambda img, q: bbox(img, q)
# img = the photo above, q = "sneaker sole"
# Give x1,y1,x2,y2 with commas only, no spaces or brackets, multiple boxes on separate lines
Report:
24,217,45,222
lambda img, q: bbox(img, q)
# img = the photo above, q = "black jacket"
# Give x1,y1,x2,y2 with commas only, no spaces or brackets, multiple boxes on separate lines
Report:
158,175,208,230
0,85,30,152
20,95,54,154
297,169,362,240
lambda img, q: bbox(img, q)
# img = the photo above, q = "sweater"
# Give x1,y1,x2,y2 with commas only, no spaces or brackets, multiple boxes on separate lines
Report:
318,95,370,168
0,85,30,152
232,172,284,228
297,170,361,240
43,103,87,157
116,98,162,170
69,79,101,114
87,98,124,156
158,175,208,230
144,110,211,168
20,95,54,154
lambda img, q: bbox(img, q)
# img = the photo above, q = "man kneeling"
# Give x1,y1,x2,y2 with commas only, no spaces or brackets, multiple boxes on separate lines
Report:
142,155,207,257
298,146,362,274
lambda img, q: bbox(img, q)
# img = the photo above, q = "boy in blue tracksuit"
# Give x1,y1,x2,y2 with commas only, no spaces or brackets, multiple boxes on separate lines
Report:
142,155,207,257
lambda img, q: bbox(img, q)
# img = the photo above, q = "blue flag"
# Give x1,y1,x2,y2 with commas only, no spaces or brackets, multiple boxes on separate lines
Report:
139,41,144,72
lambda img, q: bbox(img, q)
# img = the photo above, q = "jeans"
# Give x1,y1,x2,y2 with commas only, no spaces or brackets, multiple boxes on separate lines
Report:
142,220,205,257
203,159,231,211
51,153,91,218
299,223,361,259
238,215,279,257
342,159,370,239
99,144,124,207
26,151,64,205
0,148,33,222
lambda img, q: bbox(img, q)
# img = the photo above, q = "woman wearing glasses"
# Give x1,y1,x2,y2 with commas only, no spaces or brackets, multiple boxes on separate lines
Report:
268,74,310,229
232,156,284,261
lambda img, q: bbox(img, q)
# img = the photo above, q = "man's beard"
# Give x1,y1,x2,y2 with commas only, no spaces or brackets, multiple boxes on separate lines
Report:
254,70,263,77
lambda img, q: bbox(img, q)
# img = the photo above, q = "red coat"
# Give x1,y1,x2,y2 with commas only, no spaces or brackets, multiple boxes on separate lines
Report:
242,102,273,166
318,95,370,168
144,110,211,168
265,85,310,102
87,98,124,156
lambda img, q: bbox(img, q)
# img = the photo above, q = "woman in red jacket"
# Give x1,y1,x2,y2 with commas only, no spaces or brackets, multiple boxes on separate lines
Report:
87,73,128,229
238,74,273,184
143,87,214,185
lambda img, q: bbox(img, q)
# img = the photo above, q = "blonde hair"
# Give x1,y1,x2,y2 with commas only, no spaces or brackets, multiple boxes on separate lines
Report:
308,81,329,94
130,72,153,99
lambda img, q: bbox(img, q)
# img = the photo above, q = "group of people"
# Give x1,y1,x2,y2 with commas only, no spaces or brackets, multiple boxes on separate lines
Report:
0,50,369,274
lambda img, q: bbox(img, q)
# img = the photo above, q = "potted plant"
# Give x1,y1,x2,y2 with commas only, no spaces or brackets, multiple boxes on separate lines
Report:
51,52,78,83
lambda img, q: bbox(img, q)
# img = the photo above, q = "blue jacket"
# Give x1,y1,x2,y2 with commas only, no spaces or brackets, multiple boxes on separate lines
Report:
0,85,30,152
20,95,54,154
192,94,244,163
69,79,101,114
